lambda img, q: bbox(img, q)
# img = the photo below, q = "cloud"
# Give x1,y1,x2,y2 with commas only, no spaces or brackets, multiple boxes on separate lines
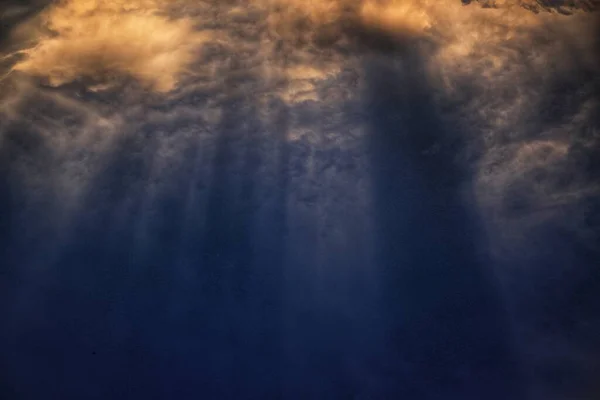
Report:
3,0,596,240
3,0,597,244
9,0,209,92
1,4,598,395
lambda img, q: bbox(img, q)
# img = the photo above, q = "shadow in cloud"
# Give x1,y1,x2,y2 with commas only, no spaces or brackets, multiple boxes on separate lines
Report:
0,109,166,398
0,0,51,51
0,80,293,398
501,37,600,398
361,39,527,398
190,90,287,398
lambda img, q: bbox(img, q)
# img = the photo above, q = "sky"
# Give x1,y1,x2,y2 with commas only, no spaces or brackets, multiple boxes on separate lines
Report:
1,1,599,399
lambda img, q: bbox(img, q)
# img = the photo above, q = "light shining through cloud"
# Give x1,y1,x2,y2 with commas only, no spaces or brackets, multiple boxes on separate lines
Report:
0,2,598,397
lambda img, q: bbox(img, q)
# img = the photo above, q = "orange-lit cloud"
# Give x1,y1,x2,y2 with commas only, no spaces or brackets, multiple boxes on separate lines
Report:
9,0,209,92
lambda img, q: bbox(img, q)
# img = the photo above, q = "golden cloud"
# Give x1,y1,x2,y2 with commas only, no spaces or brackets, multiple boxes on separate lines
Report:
11,0,209,92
